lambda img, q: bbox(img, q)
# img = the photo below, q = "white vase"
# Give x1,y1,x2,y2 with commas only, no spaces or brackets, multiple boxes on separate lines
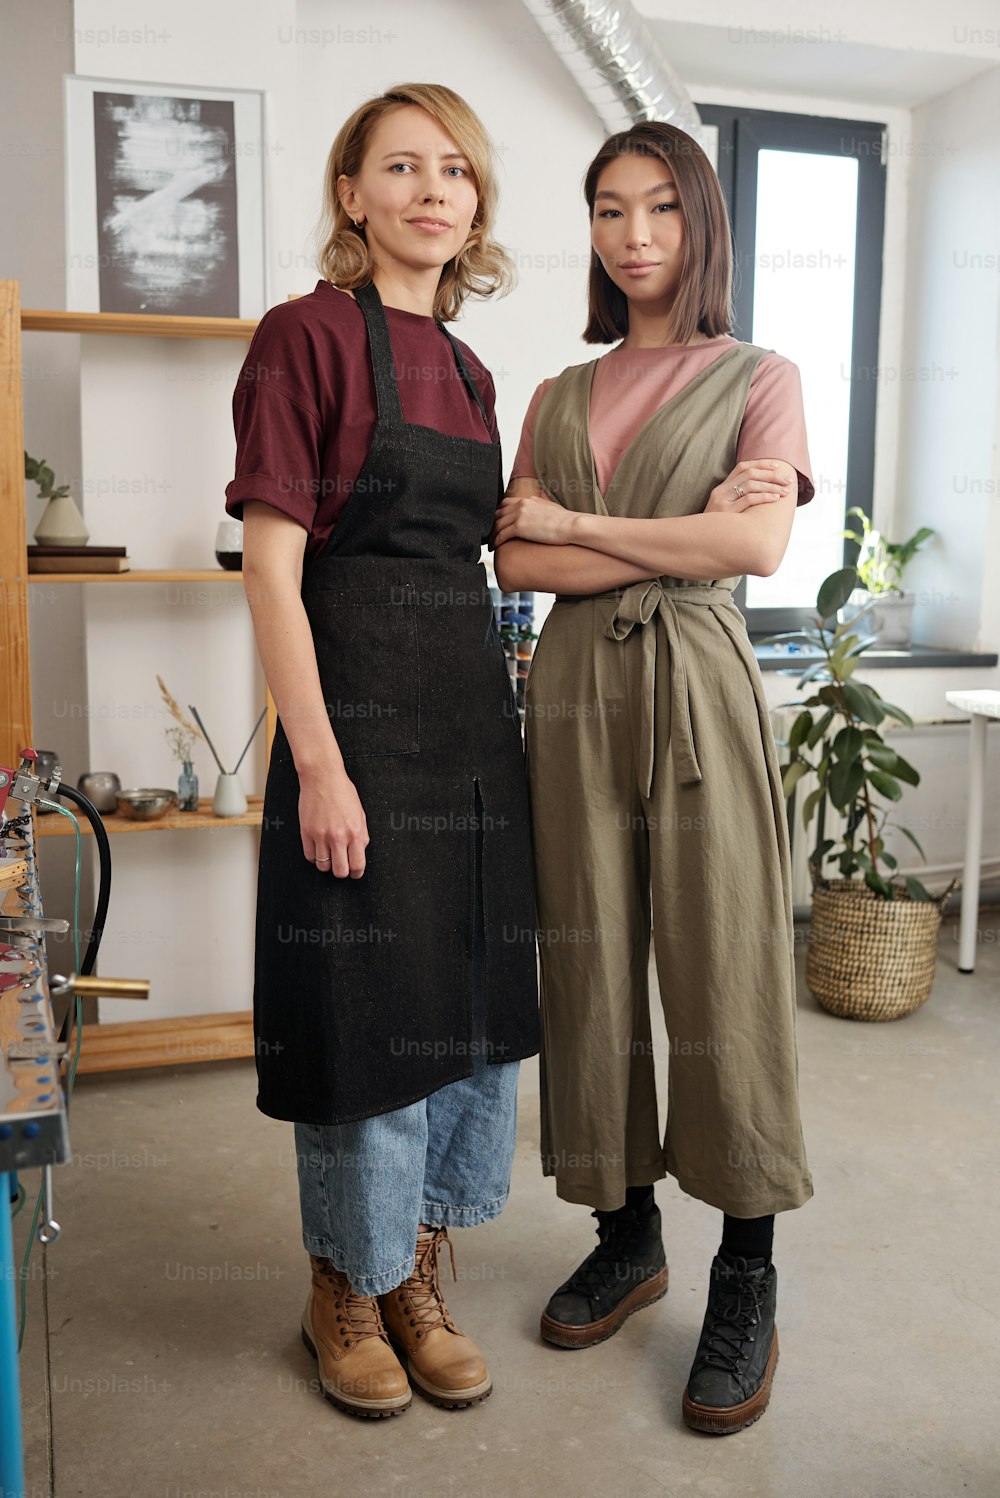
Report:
212,772,247,817
33,493,90,547
838,588,916,648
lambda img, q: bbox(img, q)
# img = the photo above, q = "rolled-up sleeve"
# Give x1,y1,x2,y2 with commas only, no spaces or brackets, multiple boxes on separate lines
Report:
736,356,815,506
225,383,323,532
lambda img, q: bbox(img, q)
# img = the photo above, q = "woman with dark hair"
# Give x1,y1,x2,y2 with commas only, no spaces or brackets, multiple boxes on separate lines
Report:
493,122,814,1434
226,84,538,1420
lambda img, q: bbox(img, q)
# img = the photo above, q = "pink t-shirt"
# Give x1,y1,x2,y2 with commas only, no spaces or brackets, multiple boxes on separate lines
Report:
511,340,814,505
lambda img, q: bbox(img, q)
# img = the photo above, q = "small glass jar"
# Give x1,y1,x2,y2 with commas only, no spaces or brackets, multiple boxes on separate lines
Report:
177,759,199,812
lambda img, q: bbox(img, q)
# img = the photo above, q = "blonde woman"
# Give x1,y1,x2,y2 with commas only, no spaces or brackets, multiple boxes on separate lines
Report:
226,84,538,1420
494,122,814,1434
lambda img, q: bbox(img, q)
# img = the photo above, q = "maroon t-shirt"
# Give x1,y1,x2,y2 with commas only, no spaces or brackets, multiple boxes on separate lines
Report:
225,279,500,562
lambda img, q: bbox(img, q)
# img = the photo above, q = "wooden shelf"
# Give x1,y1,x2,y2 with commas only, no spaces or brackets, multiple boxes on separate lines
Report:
71,1011,254,1074
3,277,278,1072
25,568,246,583
21,308,258,340
34,795,264,837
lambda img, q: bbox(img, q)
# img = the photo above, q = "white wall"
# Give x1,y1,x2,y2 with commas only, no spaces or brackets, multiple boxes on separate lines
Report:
72,0,299,1020
896,64,1000,652
10,0,995,1021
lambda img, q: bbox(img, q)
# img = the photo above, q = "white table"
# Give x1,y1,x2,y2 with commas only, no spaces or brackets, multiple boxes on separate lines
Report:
945,689,1000,973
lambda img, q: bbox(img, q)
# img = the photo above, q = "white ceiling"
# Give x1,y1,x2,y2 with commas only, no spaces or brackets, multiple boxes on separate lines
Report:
649,19,998,108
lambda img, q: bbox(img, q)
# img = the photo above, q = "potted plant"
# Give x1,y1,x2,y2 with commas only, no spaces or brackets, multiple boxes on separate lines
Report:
24,450,89,546
837,508,935,647
767,565,955,1021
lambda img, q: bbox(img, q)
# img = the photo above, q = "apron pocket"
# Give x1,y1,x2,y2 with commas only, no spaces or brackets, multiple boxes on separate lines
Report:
303,597,421,759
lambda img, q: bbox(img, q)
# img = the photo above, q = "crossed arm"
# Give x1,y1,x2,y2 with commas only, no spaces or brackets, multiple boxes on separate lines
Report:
490,461,799,595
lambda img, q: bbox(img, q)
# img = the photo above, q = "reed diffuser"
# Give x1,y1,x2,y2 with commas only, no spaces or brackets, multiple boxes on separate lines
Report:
188,701,267,818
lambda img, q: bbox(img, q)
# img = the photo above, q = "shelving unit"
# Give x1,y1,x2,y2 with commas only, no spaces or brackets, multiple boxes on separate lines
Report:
34,796,266,837
1,278,271,1069
26,568,250,583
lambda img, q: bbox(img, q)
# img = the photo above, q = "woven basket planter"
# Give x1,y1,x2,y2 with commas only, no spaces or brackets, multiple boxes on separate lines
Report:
806,874,957,1021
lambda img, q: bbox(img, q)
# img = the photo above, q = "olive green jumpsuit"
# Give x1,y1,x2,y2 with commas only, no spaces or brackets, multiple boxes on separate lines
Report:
524,342,814,1218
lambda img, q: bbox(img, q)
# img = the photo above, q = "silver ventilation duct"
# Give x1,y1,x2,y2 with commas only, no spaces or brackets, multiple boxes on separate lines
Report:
519,0,707,147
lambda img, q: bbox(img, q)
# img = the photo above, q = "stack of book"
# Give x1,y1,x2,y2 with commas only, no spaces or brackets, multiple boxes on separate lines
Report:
27,545,130,574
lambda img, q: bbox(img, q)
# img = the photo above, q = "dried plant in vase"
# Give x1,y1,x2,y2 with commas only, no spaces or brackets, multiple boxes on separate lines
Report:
157,675,206,811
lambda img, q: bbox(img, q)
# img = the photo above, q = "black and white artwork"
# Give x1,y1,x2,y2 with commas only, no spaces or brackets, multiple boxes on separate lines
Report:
65,76,265,318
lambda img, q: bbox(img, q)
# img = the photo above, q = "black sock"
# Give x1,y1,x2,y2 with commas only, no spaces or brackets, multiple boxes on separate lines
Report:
624,1183,654,1212
720,1212,773,1265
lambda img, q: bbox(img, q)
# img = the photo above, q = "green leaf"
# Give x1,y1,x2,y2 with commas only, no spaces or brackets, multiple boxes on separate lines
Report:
869,769,903,801
842,679,885,727
845,633,879,656
865,869,892,898
865,741,897,770
817,567,859,621
894,824,926,860
829,758,864,808
832,725,864,761
789,710,814,751
781,761,809,797
880,700,914,728
889,753,920,787
796,658,833,688
881,851,898,870
904,877,931,902
801,786,823,828
806,708,835,748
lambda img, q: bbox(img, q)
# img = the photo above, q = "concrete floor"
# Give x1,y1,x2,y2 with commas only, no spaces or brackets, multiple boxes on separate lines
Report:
13,908,1000,1498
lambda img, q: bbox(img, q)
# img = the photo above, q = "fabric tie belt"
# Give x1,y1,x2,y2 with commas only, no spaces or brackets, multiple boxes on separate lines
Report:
557,580,734,798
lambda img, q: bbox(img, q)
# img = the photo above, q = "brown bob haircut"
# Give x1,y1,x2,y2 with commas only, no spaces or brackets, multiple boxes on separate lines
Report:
583,121,735,345
313,82,515,323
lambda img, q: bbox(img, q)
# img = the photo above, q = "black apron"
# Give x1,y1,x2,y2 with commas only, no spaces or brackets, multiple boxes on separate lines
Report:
252,280,540,1125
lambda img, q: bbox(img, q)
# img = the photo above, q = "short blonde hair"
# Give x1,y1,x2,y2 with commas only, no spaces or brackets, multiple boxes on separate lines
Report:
312,83,515,322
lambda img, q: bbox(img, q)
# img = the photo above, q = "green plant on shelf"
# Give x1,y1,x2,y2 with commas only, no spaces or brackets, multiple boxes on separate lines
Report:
842,507,935,596
24,451,71,501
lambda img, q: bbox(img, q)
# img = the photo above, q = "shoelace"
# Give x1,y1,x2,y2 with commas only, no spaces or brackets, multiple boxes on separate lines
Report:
402,1229,458,1338
562,1209,642,1300
317,1262,386,1348
697,1260,767,1387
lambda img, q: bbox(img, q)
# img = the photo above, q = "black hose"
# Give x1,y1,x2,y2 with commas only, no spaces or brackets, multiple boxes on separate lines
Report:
49,783,112,1044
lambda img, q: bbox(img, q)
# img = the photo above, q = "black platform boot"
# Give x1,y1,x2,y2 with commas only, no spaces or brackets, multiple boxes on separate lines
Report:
682,1250,779,1434
540,1196,669,1349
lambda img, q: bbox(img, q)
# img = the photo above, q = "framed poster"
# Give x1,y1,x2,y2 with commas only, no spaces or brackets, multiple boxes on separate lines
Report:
64,75,266,318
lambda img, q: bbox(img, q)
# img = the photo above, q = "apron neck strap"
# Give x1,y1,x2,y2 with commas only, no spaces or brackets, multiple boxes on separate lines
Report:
437,322,491,432
353,280,404,425
353,279,492,436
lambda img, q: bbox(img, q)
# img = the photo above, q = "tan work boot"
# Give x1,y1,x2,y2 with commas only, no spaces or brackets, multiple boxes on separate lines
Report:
378,1228,492,1409
300,1253,411,1418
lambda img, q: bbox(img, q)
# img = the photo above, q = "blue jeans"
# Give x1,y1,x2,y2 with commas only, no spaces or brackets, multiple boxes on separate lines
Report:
294,1054,520,1296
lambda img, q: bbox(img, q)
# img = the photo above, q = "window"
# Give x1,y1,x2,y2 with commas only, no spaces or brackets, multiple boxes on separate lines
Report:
696,104,887,634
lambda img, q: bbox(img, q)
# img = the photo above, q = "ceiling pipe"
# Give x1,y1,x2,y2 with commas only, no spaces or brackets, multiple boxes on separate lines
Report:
518,0,709,148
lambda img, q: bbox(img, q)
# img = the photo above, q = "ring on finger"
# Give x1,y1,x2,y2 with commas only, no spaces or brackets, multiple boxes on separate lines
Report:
314,855,332,864
733,483,745,498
